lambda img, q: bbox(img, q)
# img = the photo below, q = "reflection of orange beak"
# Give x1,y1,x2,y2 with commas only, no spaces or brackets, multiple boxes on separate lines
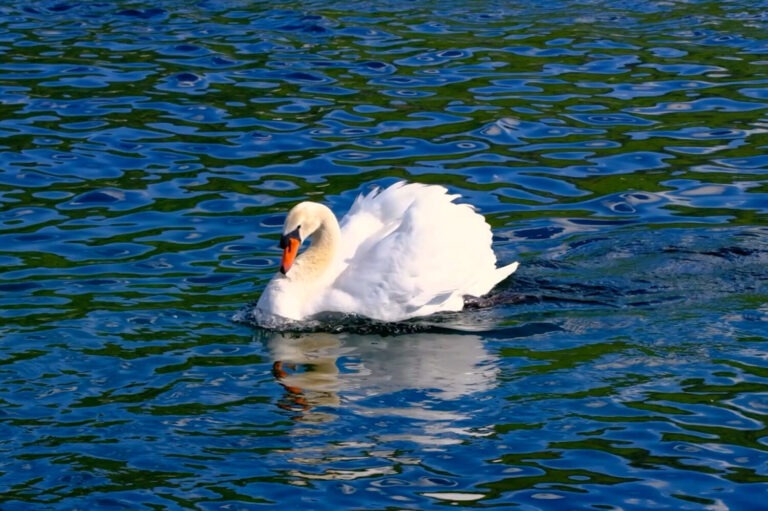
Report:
280,237,300,275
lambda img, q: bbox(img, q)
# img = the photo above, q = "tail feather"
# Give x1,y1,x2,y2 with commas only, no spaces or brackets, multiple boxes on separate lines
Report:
471,261,519,298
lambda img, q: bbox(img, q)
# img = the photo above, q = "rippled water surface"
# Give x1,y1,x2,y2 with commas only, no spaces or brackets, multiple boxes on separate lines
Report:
2,1,768,509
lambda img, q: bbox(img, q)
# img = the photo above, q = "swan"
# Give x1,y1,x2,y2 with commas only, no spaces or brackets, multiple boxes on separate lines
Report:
253,182,518,326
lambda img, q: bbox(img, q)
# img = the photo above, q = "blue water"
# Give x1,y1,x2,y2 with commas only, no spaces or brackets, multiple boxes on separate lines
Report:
1,1,768,509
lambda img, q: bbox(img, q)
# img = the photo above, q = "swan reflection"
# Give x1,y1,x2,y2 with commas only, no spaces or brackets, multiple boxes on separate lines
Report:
259,331,498,425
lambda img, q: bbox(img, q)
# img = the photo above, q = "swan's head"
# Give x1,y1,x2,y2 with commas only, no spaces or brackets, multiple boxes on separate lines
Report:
278,201,330,275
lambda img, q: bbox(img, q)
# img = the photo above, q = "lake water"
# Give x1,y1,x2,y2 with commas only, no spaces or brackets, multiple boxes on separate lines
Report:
1,1,767,509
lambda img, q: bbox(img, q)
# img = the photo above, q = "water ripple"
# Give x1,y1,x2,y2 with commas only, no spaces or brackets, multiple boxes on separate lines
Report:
1,1,767,510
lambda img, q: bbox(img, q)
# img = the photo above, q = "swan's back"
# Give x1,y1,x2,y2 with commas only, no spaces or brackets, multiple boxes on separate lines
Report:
325,182,517,322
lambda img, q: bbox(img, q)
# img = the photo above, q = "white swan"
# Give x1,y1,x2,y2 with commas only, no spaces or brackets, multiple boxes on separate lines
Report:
254,182,518,325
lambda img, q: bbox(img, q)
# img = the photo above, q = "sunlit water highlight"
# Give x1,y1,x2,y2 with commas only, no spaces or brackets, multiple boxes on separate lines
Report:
1,1,767,510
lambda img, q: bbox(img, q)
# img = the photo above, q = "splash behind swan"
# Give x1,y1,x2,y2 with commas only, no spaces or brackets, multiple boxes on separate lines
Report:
253,182,518,326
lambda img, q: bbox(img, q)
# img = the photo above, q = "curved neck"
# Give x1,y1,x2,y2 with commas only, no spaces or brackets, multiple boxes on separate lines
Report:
292,205,341,283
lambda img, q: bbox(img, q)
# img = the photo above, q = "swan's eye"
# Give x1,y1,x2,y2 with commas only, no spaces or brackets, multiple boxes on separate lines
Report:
279,226,302,249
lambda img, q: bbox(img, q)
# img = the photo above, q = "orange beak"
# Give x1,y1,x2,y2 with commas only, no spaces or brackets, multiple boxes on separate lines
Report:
280,237,300,275
279,227,302,275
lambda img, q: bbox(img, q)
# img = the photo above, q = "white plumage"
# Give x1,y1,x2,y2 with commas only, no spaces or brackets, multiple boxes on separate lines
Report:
254,182,518,325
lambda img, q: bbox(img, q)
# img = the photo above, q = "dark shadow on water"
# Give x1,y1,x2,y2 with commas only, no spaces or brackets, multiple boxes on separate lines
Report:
233,298,563,337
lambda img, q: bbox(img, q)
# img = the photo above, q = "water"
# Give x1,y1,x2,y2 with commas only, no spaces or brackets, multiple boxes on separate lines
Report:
1,1,767,509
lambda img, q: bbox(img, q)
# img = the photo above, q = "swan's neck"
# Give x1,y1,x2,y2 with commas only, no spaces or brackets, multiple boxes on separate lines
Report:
292,207,340,284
